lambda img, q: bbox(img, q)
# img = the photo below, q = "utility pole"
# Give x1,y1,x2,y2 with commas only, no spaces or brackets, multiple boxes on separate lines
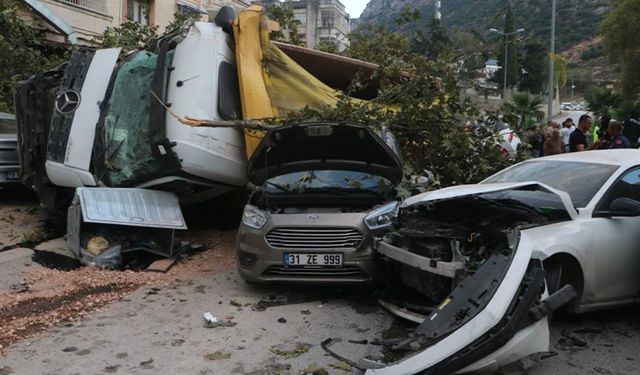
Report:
571,79,575,103
547,0,556,121
489,28,525,101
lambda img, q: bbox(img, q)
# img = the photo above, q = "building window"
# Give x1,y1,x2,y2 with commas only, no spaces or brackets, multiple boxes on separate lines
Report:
127,0,150,25
58,0,108,14
321,10,334,28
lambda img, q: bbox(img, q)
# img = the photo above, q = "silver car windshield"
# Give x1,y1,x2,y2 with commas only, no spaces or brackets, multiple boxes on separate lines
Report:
265,170,393,195
483,161,619,207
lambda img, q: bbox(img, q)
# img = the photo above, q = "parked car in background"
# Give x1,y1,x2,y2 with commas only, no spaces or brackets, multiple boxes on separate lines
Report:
363,149,640,374
236,122,403,284
0,113,20,185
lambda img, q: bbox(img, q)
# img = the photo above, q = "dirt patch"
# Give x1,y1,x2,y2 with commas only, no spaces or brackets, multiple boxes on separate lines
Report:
0,228,238,352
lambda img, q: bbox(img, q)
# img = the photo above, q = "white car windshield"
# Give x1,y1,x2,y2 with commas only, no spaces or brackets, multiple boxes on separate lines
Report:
482,161,619,207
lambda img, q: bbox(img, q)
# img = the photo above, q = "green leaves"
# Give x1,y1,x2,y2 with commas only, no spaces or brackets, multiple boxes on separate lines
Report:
0,2,69,112
600,0,640,100
266,4,304,46
96,21,159,52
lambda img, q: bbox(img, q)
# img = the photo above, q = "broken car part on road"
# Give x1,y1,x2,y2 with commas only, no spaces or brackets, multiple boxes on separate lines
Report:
67,188,187,268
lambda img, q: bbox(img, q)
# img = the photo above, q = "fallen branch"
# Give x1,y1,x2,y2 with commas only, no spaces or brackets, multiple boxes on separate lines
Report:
150,90,277,131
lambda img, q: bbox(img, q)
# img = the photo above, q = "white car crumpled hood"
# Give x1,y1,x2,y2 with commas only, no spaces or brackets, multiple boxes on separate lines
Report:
401,181,578,220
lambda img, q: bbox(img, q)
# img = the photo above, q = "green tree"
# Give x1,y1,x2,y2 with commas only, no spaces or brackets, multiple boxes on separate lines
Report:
265,4,303,46
316,40,337,54
346,24,411,81
585,87,624,117
519,40,546,94
599,0,640,100
97,21,159,51
0,2,68,112
502,92,545,131
286,27,516,188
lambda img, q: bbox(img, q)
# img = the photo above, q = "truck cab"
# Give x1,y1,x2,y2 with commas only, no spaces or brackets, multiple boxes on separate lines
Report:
16,20,247,211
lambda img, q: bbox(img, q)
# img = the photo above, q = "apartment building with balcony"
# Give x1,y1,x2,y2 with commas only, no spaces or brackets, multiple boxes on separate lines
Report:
18,0,246,46
263,0,350,52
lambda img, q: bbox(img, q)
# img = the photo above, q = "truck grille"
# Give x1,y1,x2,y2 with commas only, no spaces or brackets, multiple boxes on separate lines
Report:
265,227,364,249
263,265,366,277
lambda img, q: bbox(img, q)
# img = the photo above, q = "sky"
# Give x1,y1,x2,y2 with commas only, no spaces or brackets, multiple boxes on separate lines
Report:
343,0,370,18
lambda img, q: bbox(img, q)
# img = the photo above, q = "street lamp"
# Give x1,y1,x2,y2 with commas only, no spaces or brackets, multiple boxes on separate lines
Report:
489,27,525,100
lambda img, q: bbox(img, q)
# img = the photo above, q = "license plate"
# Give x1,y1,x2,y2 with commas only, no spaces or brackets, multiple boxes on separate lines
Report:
4,171,19,181
283,253,343,267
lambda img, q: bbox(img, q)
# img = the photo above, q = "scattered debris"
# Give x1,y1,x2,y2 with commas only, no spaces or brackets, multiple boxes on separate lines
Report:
613,329,633,338
573,327,603,334
269,343,311,359
103,364,120,373
0,366,13,375
62,346,78,353
539,351,558,360
593,367,613,374
145,256,180,273
301,362,328,375
329,361,352,372
277,317,287,323
230,299,242,307
561,330,588,347
139,358,154,369
203,312,237,328
348,339,368,345
171,339,185,346
252,292,337,311
300,309,311,315
205,351,231,360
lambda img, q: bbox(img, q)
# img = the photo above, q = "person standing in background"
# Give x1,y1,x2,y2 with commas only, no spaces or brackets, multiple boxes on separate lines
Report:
560,118,575,152
607,120,632,149
570,115,603,151
622,111,640,148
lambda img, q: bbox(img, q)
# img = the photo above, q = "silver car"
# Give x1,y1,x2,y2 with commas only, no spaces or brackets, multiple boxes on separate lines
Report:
236,122,403,284
0,113,20,185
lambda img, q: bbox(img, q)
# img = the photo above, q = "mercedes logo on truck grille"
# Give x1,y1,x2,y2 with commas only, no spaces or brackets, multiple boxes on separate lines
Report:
55,90,81,114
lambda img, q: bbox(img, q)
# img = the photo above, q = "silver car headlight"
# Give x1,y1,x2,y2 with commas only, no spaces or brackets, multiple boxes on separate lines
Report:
365,201,399,231
242,205,268,229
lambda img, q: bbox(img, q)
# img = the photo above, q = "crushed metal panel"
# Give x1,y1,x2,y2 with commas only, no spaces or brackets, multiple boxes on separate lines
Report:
76,187,187,229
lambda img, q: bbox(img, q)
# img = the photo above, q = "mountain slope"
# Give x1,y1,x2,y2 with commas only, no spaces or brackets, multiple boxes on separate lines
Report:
358,0,610,52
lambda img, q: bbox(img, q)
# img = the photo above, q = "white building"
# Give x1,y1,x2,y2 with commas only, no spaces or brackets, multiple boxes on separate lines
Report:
266,0,350,52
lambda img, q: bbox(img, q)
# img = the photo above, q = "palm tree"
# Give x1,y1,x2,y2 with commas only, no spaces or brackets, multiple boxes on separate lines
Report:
509,91,545,130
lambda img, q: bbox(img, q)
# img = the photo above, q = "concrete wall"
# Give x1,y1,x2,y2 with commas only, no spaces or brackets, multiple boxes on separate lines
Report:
32,0,125,45
152,0,178,31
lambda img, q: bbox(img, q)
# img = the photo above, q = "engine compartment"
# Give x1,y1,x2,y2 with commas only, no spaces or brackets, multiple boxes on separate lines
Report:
382,193,553,304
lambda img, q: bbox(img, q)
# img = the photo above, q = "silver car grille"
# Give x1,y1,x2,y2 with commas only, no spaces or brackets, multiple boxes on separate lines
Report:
264,265,366,277
265,227,364,249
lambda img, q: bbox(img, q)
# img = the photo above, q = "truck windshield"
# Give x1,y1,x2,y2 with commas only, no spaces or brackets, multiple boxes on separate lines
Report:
101,51,174,186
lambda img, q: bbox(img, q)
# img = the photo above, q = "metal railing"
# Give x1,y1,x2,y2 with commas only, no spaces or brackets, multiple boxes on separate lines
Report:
57,0,108,15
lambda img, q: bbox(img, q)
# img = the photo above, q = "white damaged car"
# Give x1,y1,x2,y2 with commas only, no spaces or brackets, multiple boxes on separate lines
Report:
341,150,640,374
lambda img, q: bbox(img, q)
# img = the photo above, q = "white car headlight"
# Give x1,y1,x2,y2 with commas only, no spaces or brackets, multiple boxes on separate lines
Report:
365,201,399,231
242,205,268,229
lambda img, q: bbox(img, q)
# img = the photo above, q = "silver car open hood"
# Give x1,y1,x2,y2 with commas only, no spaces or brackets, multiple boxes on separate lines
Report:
402,181,578,220
247,122,403,185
